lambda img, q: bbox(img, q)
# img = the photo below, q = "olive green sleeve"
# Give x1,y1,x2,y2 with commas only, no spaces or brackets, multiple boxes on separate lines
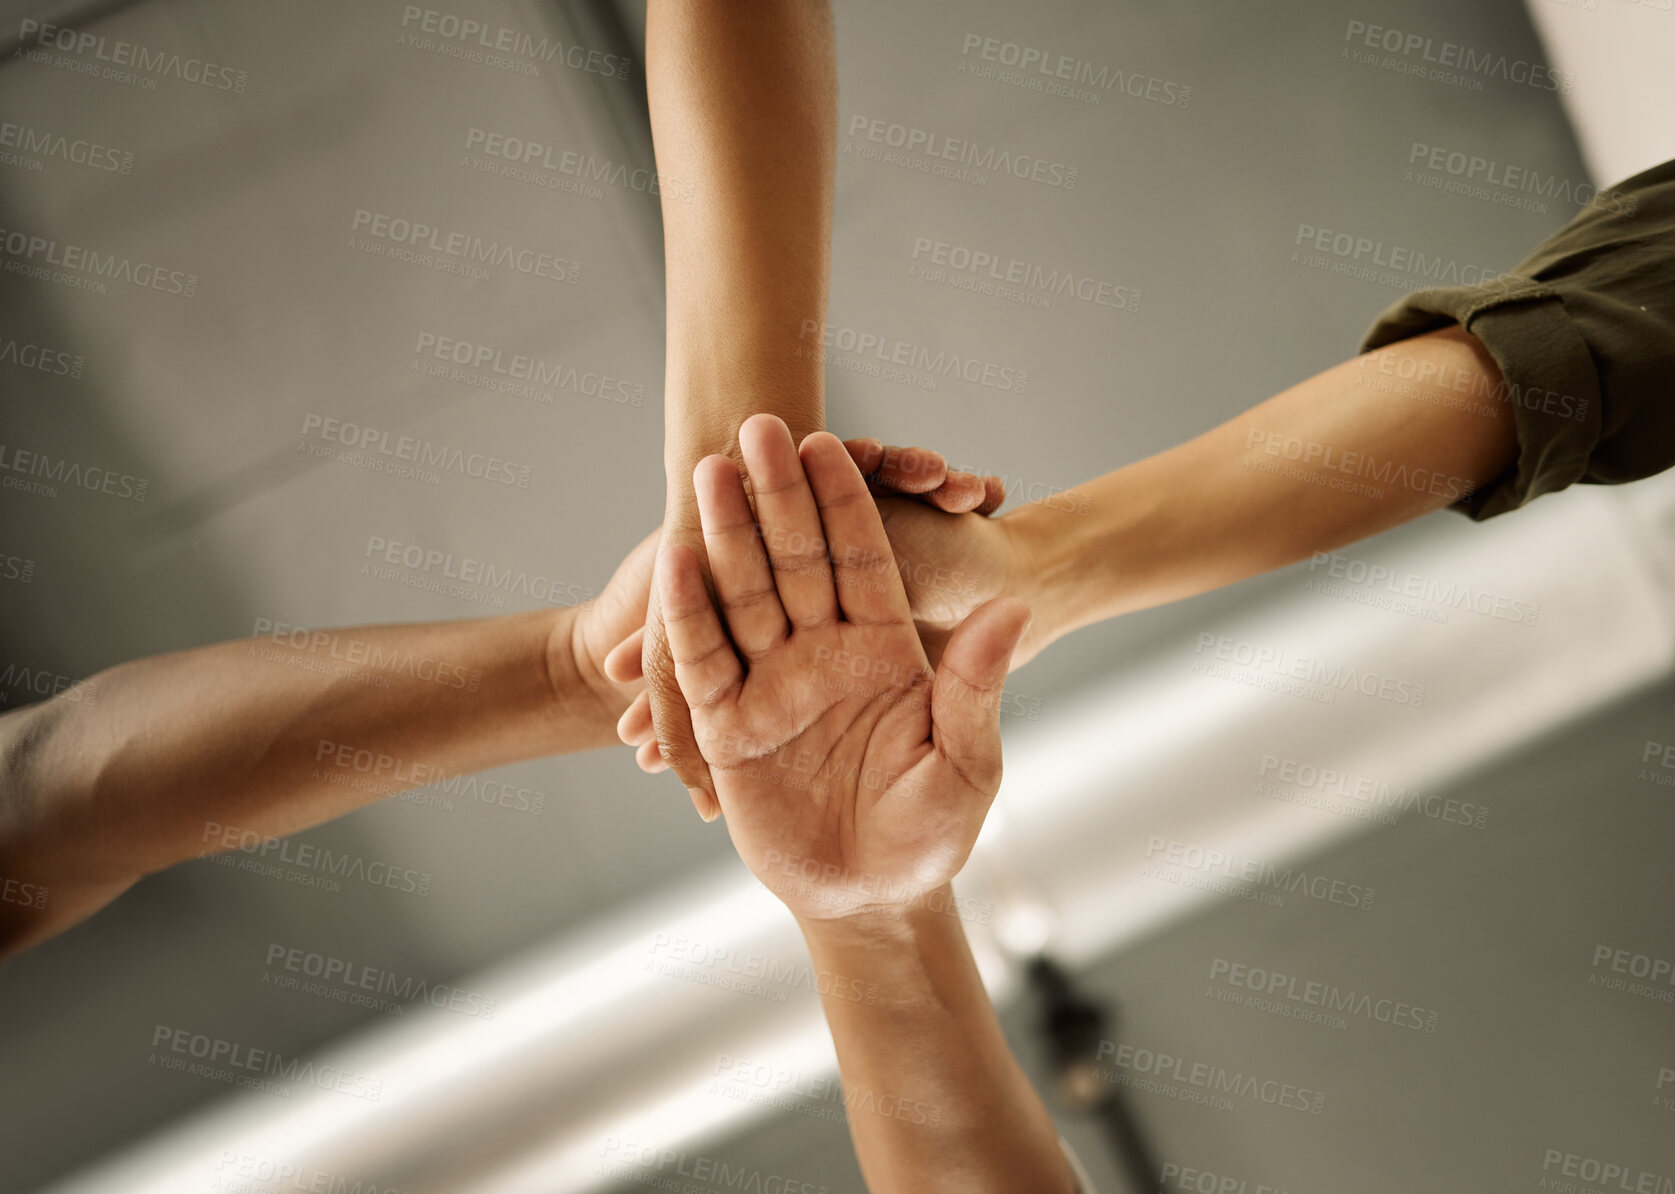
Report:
1360,158,1675,520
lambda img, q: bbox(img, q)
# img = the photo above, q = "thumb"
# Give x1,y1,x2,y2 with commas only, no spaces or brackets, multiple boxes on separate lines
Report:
642,584,721,821
929,597,1032,795
573,529,660,681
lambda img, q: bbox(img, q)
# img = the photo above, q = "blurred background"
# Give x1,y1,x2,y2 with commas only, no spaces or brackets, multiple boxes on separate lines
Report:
2,0,1673,1191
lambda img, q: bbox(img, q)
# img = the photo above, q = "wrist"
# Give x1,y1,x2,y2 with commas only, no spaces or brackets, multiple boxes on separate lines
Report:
999,504,1079,655
661,486,704,539
662,389,824,488
795,886,971,1007
543,604,622,749
794,883,960,951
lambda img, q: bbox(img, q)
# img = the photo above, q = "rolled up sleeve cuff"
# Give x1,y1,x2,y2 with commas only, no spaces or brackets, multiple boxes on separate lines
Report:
1360,279,1604,520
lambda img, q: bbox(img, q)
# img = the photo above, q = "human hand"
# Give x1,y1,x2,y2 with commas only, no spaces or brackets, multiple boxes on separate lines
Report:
656,415,1030,919
614,438,1008,821
872,495,1054,668
548,528,659,738
842,438,1007,517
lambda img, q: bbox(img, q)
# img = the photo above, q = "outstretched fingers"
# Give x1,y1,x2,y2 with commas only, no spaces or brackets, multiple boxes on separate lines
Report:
657,544,744,714
695,454,789,659
740,415,840,629
802,432,915,627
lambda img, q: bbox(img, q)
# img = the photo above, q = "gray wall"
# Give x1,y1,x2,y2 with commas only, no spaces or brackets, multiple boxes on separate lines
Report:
2,0,1667,1191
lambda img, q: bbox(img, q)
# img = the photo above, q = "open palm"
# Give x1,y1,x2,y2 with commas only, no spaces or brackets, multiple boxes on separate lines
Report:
661,416,1030,921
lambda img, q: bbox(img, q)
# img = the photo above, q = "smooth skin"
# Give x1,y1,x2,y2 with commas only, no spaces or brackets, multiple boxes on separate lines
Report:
663,413,1076,1192
610,441,1002,779
0,438,989,959
0,532,660,958
622,325,1521,763
639,0,1008,815
642,0,839,823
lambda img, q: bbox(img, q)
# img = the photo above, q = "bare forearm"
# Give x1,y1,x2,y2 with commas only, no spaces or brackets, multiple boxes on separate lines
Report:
1013,326,1519,645
798,893,1076,1193
0,607,610,950
647,0,835,486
